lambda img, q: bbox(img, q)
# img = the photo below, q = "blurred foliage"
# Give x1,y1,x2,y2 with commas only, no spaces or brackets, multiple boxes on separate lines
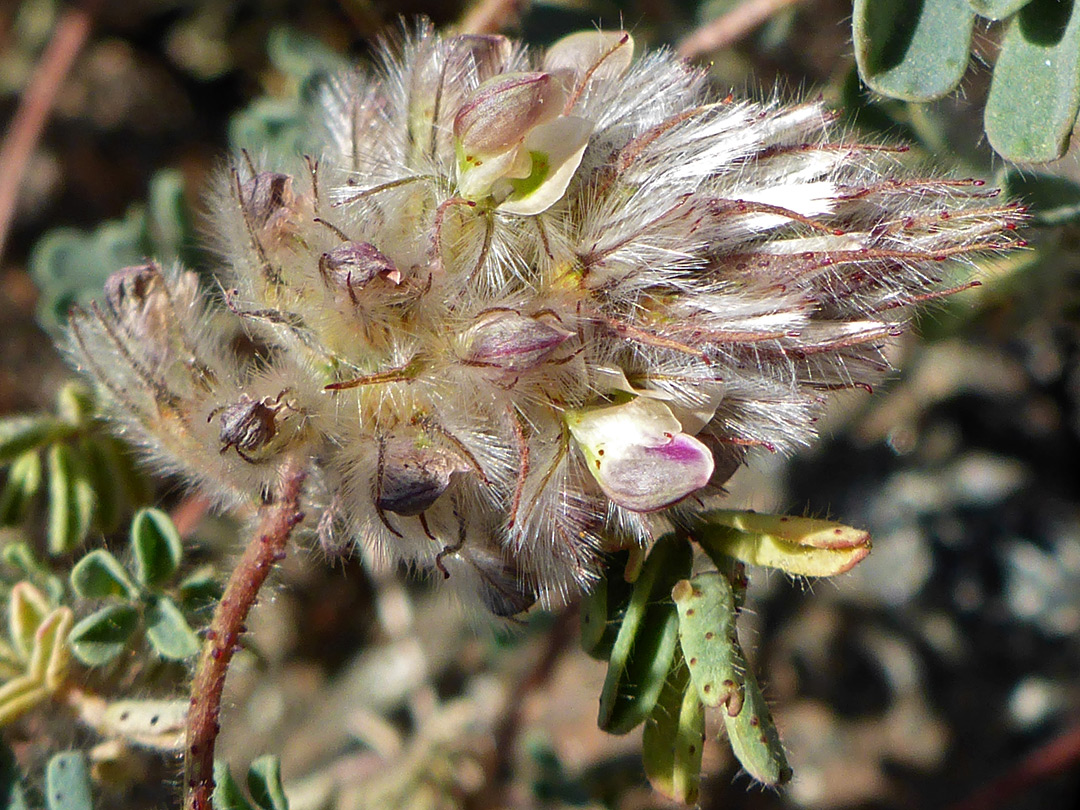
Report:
853,0,1080,163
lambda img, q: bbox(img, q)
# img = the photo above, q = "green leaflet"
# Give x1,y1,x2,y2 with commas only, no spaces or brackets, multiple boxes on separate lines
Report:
214,757,290,810
694,510,871,577
246,756,289,810
45,444,96,556
45,752,94,810
672,571,790,787
131,508,183,588
68,604,139,666
0,452,42,527
0,417,72,465
579,550,633,661
986,0,1080,161
853,0,975,101
597,534,692,735
642,655,704,805
144,597,200,661
70,550,136,601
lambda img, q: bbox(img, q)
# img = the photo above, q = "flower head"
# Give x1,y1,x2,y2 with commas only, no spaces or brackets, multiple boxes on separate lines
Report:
67,23,1023,615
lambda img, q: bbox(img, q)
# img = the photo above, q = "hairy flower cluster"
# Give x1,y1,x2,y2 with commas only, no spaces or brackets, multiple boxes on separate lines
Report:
68,24,1022,615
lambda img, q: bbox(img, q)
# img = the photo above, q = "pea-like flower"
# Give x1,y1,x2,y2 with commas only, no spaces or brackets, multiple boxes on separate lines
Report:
67,23,1023,615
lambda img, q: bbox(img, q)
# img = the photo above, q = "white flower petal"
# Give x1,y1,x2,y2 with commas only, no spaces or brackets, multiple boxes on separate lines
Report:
497,116,593,215
566,397,715,512
542,30,634,80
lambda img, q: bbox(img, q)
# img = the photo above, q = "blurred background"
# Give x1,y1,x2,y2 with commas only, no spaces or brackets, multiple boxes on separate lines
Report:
2,1,1080,808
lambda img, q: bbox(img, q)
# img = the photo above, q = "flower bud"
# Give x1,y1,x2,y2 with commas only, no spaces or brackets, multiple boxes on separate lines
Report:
542,30,634,81
319,241,401,297
408,34,513,158
565,397,715,512
238,171,309,248
378,436,469,516
454,72,565,156
239,172,296,228
460,310,572,372
104,264,167,334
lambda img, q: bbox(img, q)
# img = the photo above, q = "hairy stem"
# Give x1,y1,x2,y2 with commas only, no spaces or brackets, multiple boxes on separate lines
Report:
183,461,308,810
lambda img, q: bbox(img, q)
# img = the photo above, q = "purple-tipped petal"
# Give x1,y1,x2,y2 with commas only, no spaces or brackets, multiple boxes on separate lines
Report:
566,398,715,512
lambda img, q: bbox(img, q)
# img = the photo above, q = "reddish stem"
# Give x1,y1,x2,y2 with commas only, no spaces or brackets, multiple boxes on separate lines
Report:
183,462,307,810
0,2,97,266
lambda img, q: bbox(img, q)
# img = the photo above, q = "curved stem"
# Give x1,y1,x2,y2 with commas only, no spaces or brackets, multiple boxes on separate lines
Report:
183,461,308,810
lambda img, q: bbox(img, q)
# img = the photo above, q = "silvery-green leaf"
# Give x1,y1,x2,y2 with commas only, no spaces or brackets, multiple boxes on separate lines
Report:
68,604,138,666
598,534,692,734
45,444,95,556
0,451,42,526
985,0,1080,162
642,655,704,804
45,752,93,810
247,756,289,810
853,0,974,101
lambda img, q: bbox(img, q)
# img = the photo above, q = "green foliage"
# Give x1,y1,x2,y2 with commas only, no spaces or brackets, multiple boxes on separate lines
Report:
590,509,871,798
29,170,196,338
0,383,149,551
214,756,290,810
0,582,73,726
853,0,974,102
694,509,872,578
578,549,632,661
67,603,140,667
673,573,790,787
67,509,204,665
641,655,704,804
852,0,1080,161
985,0,1080,162
44,752,94,810
597,535,691,735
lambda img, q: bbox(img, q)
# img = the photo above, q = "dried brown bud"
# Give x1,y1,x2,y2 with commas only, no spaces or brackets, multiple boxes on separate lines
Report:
319,241,401,299
212,392,290,463
238,172,308,247
463,546,537,617
104,264,169,339
378,436,469,516
461,310,572,372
